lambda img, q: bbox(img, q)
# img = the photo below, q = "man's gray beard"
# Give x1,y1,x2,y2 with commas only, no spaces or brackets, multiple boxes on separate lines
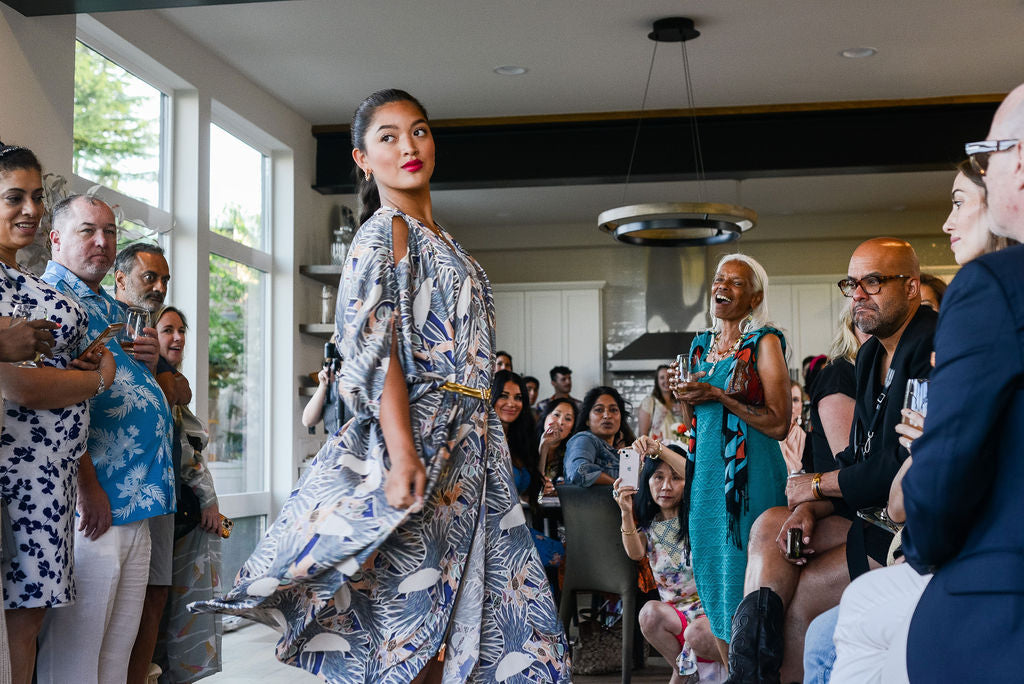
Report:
855,305,909,339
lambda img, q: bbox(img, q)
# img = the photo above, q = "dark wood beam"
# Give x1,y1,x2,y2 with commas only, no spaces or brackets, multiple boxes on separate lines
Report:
1,0,284,16
313,100,999,194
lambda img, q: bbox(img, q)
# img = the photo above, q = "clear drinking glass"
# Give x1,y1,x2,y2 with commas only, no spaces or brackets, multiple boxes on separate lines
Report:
675,353,694,383
119,306,150,354
902,378,929,425
9,302,42,367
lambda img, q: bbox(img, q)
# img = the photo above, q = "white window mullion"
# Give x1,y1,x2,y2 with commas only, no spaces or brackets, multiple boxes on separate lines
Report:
207,232,272,273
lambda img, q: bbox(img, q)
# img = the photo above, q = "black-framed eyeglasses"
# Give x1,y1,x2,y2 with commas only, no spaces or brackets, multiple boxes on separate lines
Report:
965,139,1019,176
837,274,911,297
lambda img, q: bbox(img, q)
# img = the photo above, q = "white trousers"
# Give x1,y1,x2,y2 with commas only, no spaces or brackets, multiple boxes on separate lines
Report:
37,520,151,684
830,562,932,684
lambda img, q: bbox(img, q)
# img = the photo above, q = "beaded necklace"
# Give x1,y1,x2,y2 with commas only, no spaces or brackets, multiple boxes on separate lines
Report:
704,331,744,377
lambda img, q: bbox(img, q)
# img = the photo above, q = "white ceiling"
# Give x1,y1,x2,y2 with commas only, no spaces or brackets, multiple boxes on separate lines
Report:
151,0,1023,236
158,0,1024,123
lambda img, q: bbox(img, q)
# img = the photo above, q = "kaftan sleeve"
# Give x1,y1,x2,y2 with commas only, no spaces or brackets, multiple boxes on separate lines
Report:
336,214,413,421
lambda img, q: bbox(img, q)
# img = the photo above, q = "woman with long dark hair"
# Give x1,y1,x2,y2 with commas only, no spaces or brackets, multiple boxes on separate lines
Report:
537,396,576,486
564,386,636,487
490,370,539,502
490,370,563,569
195,90,569,683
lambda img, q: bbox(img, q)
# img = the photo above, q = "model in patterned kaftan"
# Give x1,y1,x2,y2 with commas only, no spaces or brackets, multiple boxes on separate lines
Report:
193,207,570,683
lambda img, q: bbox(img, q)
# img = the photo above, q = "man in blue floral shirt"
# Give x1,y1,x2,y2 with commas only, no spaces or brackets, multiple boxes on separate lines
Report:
36,195,175,683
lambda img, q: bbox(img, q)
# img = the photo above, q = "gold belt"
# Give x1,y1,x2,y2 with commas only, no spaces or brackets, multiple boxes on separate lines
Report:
440,381,490,401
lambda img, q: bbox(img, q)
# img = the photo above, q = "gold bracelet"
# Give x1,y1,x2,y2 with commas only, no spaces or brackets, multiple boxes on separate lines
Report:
620,527,637,536
651,442,662,459
811,472,824,500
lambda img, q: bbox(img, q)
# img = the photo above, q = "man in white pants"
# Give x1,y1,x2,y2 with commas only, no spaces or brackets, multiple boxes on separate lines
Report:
36,195,175,684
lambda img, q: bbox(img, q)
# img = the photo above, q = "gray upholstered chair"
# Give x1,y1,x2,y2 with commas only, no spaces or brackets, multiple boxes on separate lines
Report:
556,484,639,683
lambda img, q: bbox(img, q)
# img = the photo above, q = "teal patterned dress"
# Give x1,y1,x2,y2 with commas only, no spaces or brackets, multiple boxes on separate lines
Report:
193,207,570,682
687,327,787,640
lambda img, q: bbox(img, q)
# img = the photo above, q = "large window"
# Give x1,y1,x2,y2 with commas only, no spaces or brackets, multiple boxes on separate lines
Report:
206,122,271,499
73,41,165,209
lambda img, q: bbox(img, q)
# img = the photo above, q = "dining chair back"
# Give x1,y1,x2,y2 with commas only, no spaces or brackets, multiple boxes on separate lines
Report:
556,484,639,683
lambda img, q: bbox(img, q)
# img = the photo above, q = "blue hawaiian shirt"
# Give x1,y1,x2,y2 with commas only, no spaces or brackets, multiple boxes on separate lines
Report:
42,261,175,524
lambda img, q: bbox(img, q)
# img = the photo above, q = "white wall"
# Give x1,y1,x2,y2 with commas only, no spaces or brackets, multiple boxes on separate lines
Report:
0,8,75,177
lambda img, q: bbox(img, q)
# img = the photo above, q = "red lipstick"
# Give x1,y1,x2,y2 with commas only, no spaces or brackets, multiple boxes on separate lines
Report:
402,160,424,172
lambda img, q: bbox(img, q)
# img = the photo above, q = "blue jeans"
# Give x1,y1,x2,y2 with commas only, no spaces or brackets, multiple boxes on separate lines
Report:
803,605,839,684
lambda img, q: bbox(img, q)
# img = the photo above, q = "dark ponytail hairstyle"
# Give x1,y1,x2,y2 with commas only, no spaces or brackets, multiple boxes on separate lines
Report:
350,89,429,225
0,141,42,176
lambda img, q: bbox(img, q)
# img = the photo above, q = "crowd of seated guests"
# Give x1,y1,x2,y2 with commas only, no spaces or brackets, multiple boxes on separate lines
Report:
497,100,1024,679
0,141,222,684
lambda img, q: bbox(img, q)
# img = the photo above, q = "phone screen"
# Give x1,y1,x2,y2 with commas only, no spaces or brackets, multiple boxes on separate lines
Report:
618,447,641,489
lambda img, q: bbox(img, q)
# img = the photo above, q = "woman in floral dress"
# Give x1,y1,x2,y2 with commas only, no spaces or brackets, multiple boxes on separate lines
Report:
0,143,116,683
194,90,569,683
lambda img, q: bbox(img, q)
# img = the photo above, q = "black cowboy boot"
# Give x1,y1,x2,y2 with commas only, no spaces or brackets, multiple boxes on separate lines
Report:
725,587,784,684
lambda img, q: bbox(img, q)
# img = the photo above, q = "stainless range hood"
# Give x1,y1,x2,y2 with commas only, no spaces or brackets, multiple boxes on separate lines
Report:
607,246,708,372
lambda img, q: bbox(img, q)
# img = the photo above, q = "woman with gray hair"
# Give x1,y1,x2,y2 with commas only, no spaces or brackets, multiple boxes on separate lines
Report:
671,253,791,664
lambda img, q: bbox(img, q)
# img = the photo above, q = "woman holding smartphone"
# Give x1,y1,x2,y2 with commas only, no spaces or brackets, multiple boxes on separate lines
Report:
195,91,569,683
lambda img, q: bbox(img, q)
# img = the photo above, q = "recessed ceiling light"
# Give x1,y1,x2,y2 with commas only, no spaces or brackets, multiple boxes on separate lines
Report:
493,65,528,76
840,47,878,59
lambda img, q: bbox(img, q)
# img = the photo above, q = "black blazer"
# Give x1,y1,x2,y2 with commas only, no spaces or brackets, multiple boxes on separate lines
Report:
903,246,1024,681
832,304,936,574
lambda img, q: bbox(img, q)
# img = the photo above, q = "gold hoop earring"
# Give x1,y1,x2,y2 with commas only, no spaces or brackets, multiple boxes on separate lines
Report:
364,169,372,182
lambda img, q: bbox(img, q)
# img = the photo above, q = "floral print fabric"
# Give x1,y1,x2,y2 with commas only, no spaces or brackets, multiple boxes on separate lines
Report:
42,261,175,525
193,207,569,683
645,516,704,675
0,263,90,608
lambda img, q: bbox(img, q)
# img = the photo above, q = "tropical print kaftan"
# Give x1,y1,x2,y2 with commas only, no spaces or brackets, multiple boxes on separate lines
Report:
193,207,570,683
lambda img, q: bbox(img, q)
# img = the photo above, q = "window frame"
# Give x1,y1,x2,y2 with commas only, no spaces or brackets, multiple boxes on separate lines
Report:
206,108,275,506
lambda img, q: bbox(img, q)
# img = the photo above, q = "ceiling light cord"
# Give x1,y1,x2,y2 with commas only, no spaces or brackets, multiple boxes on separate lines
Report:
622,40,659,204
681,40,706,204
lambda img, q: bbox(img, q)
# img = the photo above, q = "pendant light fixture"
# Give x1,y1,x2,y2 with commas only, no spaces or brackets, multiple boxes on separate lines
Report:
598,17,757,247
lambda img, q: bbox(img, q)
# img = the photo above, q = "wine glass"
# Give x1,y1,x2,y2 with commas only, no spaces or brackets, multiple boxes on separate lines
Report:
119,306,150,354
9,302,42,367
902,378,929,426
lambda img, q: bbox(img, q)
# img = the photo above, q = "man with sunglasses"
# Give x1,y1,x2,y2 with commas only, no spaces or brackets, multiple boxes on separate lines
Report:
891,85,1024,681
733,238,935,682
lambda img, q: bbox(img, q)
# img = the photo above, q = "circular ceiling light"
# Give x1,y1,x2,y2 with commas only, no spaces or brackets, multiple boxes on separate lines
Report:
598,202,757,247
493,65,528,76
840,47,878,59
597,17,759,247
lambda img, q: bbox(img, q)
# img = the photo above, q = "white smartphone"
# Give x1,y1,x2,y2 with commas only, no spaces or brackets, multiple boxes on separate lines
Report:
618,447,641,489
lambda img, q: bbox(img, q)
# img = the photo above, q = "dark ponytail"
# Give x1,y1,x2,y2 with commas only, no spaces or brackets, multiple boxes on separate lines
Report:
0,140,41,176
350,89,429,226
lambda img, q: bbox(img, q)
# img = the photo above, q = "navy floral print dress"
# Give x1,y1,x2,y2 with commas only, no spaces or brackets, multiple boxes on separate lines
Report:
194,207,570,682
0,263,89,609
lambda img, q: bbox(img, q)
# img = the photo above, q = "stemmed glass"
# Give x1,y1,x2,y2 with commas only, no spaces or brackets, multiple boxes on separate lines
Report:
9,302,43,367
119,306,150,354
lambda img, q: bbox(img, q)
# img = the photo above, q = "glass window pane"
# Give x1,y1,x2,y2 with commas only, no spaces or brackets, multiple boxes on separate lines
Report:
207,254,266,494
73,41,162,207
217,514,266,595
209,124,265,249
